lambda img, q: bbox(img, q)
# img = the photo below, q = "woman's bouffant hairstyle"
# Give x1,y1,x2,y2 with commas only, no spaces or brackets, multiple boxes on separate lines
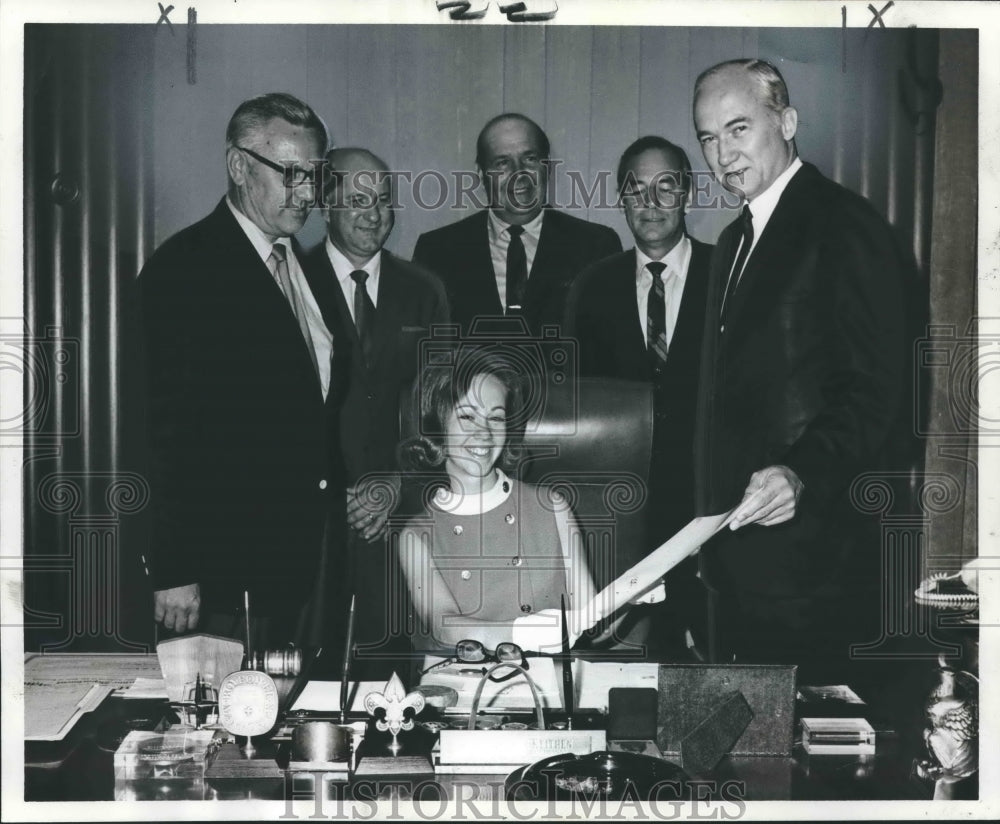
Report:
400,346,528,473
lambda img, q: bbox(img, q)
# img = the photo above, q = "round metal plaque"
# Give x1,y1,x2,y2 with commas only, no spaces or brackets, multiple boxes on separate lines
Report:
217,670,279,737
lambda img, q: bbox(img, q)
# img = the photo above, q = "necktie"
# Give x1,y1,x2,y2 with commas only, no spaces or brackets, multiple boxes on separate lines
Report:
719,204,754,330
268,243,319,375
506,225,527,313
646,261,669,373
350,269,376,366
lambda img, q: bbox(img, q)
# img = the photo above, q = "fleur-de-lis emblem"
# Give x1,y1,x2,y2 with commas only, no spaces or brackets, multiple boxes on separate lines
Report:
363,673,425,743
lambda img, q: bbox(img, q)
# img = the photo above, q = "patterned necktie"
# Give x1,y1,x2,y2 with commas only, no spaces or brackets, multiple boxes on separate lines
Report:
268,243,318,375
506,224,527,313
719,204,754,330
350,269,376,366
646,261,669,373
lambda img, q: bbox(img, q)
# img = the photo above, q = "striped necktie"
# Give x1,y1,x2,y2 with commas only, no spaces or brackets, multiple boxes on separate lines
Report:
268,243,318,376
646,261,669,373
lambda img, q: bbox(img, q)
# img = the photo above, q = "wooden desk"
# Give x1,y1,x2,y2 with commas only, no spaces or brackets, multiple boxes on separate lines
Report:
24,666,936,804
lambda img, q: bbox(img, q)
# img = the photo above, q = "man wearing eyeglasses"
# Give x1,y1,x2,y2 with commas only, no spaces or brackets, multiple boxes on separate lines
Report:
303,148,448,678
565,136,713,658
139,92,344,649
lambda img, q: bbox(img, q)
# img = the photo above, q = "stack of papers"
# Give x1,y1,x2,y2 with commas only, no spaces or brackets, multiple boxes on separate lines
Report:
24,653,165,741
24,682,114,741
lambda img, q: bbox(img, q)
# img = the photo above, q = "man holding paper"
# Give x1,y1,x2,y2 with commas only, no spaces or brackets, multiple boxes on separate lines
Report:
691,60,907,673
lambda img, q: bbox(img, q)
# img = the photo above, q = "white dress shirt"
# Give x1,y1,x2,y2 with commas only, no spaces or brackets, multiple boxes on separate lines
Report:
227,198,333,399
487,209,544,310
635,235,692,349
325,237,381,323
732,156,803,284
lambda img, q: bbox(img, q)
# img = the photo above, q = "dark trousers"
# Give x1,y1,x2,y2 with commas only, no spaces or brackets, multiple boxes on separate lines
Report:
710,587,879,685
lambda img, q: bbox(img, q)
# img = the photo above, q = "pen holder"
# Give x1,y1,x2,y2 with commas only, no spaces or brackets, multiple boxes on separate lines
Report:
291,721,353,764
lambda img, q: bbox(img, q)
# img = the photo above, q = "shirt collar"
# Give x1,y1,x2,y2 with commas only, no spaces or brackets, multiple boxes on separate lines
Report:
325,236,382,287
227,197,290,264
487,208,545,246
432,468,513,516
635,235,692,283
746,156,803,234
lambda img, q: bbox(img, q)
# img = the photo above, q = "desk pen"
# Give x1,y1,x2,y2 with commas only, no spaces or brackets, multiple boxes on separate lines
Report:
560,594,573,730
340,594,356,724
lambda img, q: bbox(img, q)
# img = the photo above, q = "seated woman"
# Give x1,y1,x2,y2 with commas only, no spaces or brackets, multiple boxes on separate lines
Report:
397,348,596,660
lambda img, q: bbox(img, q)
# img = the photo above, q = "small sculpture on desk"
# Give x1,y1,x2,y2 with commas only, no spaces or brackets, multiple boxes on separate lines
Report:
363,673,426,755
916,655,978,799
173,673,219,729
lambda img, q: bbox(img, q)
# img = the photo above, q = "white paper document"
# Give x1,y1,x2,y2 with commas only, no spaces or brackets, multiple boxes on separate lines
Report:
581,510,735,630
290,681,393,713
24,682,115,741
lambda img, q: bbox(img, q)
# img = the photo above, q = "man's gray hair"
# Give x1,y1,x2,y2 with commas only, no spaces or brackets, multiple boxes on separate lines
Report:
694,58,791,115
225,92,329,151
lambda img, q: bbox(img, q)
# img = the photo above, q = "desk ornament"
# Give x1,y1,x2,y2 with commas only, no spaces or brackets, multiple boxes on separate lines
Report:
915,654,978,799
353,673,435,775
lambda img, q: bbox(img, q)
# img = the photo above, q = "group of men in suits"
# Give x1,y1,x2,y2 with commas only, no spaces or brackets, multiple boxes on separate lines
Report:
140,57,906,679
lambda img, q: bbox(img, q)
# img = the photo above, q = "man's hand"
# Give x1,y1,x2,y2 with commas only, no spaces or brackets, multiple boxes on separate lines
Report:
153,583,201,632
730,465,803,529
346,474,401,542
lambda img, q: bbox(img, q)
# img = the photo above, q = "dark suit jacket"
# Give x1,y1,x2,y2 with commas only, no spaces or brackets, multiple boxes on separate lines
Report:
302,245,449,484
139,198,345,614
566,239,712,545
412,208,622,336
694,162,907,603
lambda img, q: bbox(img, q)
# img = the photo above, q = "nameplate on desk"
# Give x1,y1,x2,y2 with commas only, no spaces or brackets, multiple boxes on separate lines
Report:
436,729,605,772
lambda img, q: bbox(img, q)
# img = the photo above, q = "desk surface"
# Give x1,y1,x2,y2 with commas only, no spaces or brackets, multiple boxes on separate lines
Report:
23,658,946,804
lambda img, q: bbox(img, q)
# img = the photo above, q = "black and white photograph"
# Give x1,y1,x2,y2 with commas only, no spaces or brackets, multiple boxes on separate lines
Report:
1,0,995,820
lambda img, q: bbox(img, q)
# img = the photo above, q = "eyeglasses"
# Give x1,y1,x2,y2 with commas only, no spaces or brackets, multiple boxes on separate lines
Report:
420,639,528,683
236,146,315,187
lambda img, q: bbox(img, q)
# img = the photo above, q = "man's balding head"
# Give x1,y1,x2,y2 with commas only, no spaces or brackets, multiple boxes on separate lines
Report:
475,113,550,225
323,147,395,267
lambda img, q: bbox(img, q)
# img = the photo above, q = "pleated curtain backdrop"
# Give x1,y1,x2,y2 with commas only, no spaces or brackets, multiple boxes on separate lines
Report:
24,25,156,651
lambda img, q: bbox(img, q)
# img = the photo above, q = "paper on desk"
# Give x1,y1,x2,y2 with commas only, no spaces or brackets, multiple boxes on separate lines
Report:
580,510,735,630
290,681,390,713
25,682,115,741
120,677,168,699
24,653,163,690
577,661,659,711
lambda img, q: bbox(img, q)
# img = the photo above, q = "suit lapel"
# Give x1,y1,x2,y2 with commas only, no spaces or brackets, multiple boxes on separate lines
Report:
724,165,814,333
217,201,285,300
470,211,503,314
524,210,563,308
618,249,647,358
319,248,363,353
668,240,710,363
301,243,341,332
369,253,405,369
217,204,324,401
